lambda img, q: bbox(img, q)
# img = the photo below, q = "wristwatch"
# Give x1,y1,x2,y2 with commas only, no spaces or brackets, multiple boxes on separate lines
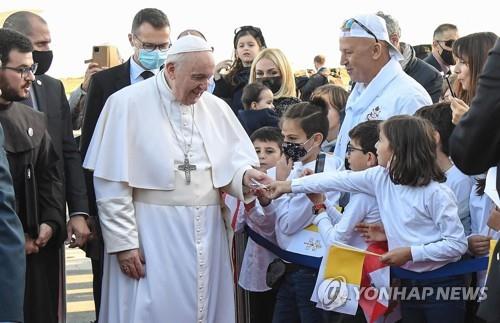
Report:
312,203,327,215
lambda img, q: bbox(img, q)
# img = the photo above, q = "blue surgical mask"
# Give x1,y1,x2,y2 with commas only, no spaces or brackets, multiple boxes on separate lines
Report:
138,49,167,70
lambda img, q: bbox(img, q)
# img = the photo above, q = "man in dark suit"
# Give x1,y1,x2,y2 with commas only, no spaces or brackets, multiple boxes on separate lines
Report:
4,12,91,248
79,8,170,320
423,23,459,74
450,38,500,323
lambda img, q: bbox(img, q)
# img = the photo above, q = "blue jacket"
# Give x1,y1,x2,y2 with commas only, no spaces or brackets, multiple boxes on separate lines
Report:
0,124,25,323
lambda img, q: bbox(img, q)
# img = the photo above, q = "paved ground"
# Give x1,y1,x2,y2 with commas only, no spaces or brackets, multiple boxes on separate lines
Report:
65,247,96,323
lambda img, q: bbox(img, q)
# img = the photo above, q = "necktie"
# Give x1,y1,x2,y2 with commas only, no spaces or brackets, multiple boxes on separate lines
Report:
141,70,154,80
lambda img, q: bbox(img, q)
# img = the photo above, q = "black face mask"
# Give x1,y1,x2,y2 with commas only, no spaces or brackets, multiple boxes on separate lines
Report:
282,137,313,162
438,43,455,66
32,50,53,75
257,76,282,94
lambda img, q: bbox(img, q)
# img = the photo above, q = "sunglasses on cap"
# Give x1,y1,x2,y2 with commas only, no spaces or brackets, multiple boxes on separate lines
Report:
341,18,379,43
437,39,455,48
234,25,262,35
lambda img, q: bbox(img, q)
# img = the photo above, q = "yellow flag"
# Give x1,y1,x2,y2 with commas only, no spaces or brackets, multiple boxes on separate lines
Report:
488,240,498,273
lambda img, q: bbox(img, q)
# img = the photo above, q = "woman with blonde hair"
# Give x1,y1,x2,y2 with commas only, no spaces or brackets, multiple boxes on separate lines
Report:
249,48,300,116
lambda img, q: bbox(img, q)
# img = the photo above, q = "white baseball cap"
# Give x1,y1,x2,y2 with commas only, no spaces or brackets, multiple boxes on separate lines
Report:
339,14,404,61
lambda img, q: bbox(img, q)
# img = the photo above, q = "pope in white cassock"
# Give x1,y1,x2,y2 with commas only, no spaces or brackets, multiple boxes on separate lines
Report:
83,35,269,323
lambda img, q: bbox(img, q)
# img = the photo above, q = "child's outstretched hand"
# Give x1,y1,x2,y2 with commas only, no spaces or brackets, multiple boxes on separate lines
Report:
276,155,293,181
355,222,387,242
380,247,412,266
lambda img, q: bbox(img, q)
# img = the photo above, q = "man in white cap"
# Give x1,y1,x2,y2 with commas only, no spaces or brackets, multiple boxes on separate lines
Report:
333,14,432,162
83,34,266,323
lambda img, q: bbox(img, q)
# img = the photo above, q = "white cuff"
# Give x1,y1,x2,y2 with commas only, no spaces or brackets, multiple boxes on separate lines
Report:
97,196,139,254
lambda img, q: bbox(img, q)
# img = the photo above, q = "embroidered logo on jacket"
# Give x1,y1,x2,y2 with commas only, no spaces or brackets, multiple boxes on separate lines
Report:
366,106,381,120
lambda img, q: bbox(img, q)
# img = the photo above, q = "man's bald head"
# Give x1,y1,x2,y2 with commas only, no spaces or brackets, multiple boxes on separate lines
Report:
3,11,47,36
3,11,51,51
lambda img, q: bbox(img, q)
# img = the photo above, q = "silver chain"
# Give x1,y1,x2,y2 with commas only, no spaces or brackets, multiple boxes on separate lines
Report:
156,77,195,158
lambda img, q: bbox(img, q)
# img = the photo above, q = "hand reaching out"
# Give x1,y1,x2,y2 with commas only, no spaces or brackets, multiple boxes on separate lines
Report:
276,155,293,181
355,222,387,243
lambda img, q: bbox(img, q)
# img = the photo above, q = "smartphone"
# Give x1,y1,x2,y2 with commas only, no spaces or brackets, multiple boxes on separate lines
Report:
84,45,121,67
315,153,326,173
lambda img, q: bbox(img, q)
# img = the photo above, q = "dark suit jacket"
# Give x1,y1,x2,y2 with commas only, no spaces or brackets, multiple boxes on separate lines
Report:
0,125,25,323
32,75,89,222
80,60,131,221
449,38,500,323
404,44,442,103
423,53,443,73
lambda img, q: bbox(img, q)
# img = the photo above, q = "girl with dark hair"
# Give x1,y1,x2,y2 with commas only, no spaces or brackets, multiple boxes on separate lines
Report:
213,26,266,114
270,115,468,322
263,101,343,323
450,32,497,123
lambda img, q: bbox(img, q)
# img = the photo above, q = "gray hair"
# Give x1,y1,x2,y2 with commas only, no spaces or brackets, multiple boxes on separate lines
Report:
165,53,189,67
376,11,401,38
3,11,46,36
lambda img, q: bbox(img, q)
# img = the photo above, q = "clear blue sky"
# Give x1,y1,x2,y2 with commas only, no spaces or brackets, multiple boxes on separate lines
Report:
2,0,499,78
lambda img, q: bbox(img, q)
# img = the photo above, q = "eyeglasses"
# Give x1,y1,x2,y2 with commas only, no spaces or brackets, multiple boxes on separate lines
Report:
133,34,171,52
346,143,365,154
0,63,38,78
437,39,455,48
341,18,379,43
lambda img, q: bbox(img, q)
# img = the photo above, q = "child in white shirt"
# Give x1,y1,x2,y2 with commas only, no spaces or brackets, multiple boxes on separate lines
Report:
270,115,468,322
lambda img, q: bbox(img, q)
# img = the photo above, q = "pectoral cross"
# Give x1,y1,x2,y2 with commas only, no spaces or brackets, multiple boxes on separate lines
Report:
178,155,196,184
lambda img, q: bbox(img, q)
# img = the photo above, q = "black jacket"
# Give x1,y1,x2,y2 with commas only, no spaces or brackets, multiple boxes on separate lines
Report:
80,60,131,216
0,125,25,323
213,67,250,115
32,74,89,220
402,44,442,103
449,38,500,323
80,60,132,263
423,53,443,73
238,108,280,136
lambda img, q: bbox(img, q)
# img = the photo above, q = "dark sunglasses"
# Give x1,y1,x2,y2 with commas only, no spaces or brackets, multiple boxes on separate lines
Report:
437,39,455,48
341,18,378,43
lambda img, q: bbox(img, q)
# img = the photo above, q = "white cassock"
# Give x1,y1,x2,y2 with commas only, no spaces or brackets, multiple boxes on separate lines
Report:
83,71,259,323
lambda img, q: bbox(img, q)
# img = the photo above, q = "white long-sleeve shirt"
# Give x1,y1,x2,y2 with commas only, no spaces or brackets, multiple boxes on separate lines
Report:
292,166,467,272
314,192,380,250
271,155,343,251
